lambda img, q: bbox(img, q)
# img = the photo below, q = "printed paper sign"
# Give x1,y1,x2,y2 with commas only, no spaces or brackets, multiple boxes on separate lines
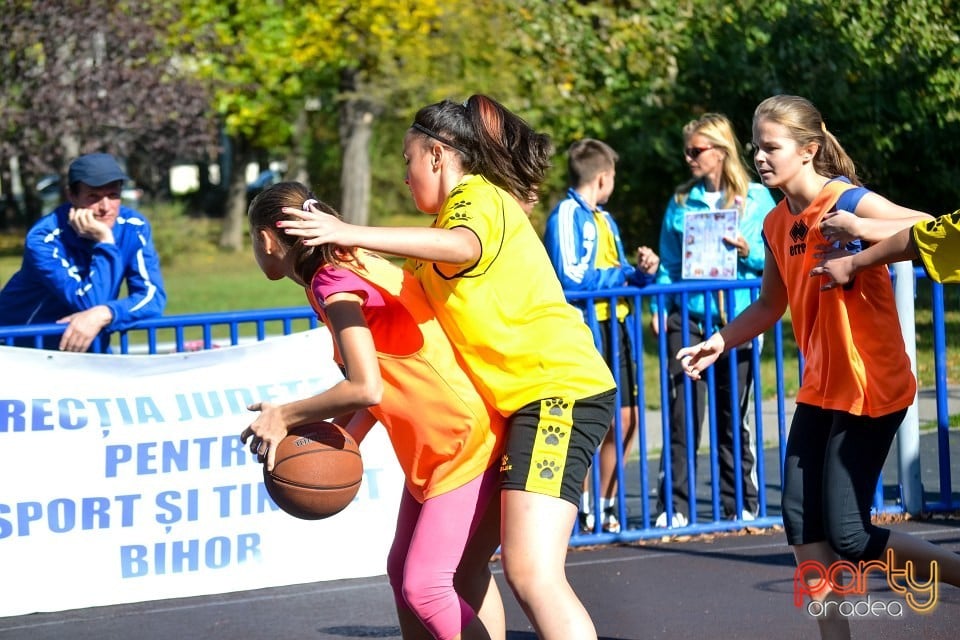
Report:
681,208,739,280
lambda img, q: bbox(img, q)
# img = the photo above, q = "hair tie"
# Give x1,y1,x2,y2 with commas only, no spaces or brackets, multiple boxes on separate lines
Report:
303,198,318,211
820,121,827,133
411,122,469,155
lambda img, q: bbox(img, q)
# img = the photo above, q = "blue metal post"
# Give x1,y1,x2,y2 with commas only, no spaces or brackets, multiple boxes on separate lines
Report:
893,261,922,515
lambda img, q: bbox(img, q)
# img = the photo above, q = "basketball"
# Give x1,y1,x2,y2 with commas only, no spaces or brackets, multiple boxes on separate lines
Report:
263,422,363,520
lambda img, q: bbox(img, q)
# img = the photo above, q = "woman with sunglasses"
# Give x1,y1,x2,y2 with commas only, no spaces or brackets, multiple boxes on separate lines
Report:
651,113,777,529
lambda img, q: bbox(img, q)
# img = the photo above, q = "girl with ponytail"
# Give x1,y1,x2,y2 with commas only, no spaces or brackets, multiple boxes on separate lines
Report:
279,95,618,640
678,95,960,639
243,181,508,640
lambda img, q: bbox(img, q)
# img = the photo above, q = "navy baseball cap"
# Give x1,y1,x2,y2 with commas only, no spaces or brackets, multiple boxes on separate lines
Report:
67,153,128,188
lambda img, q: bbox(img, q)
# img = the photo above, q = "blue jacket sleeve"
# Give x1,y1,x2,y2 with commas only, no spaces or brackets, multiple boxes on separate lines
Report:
612,217,653,288
22,226,128,314
625,265,651,286
544,209,627,291
738,185,777,275
105,217,166,330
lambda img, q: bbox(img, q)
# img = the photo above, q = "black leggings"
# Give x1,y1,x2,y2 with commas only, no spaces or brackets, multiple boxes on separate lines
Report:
781,403,906,561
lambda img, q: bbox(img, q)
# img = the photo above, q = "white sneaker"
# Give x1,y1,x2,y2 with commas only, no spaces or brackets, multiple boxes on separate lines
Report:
601,507,621,533
740,510,756,522
578,511,595,532
654,511,688,528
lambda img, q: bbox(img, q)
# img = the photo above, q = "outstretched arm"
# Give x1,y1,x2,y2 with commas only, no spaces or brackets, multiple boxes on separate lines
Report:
819,193,931,245
278,207,481,266
678,245,787,380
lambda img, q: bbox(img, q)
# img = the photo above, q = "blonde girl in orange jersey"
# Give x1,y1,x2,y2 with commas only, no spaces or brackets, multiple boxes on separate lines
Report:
677,95,960,639
241,182,508,640
280,95,617,640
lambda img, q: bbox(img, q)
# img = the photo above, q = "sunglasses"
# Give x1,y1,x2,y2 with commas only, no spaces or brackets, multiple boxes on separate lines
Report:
684,145,714,159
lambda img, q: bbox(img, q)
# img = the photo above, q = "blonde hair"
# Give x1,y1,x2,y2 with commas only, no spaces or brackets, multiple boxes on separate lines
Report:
675,113,751,209
752,95,860,185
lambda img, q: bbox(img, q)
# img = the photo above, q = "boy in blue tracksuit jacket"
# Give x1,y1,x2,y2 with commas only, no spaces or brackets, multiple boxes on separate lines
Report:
0,153,166,351
545,188,654,292
543,138,659,534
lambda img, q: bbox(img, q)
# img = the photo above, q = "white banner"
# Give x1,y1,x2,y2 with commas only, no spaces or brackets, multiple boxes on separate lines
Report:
0,329,404,617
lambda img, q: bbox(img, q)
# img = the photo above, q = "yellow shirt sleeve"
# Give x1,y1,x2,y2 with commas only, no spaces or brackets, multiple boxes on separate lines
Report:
913,211,960,284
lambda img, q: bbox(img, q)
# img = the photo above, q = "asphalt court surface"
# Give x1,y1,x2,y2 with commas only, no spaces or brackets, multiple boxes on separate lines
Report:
3,518,959,640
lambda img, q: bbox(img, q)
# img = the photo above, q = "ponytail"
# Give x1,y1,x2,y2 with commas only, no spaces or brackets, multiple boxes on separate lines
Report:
411,94,552,205
466,94,553,206
816,126,860,186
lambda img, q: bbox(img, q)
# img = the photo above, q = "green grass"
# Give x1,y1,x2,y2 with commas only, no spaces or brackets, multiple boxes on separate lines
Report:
158,209,434,314
161,249,307,315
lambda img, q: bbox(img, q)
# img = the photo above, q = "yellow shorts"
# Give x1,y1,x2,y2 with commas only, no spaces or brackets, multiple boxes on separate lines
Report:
914,210,960,284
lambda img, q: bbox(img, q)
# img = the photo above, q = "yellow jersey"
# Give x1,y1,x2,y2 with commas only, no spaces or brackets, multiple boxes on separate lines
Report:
406,175,615,414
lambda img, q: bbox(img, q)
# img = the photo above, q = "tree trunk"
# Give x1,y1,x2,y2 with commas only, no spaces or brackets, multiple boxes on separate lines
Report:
338,69,374,226
219,134,253,252
286,108,310,186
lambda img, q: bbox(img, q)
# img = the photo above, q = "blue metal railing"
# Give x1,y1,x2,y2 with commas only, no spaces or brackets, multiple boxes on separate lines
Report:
564,270,956,544
2,270,955,544
0,307,319,353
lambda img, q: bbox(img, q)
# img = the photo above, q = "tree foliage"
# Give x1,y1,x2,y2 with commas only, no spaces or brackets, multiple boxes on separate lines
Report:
0,0,217,221
669,0,960,215
503,0,697,238
172,0,462,247
6,0,960,258
501,0,960,249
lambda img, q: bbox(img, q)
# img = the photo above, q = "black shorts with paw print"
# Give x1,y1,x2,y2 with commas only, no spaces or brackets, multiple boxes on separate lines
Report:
499,389,616,505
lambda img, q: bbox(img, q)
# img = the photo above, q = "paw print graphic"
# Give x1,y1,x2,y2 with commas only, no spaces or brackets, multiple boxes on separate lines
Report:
537,459,560,479
540,425,566,446
544,397,569,417
449,200,472,221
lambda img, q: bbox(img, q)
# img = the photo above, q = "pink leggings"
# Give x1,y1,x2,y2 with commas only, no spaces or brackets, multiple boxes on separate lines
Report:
386,465,499,640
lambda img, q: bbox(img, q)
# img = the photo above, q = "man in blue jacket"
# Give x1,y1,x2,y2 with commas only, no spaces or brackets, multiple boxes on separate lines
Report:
543,138,658,533
0,153,166,351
